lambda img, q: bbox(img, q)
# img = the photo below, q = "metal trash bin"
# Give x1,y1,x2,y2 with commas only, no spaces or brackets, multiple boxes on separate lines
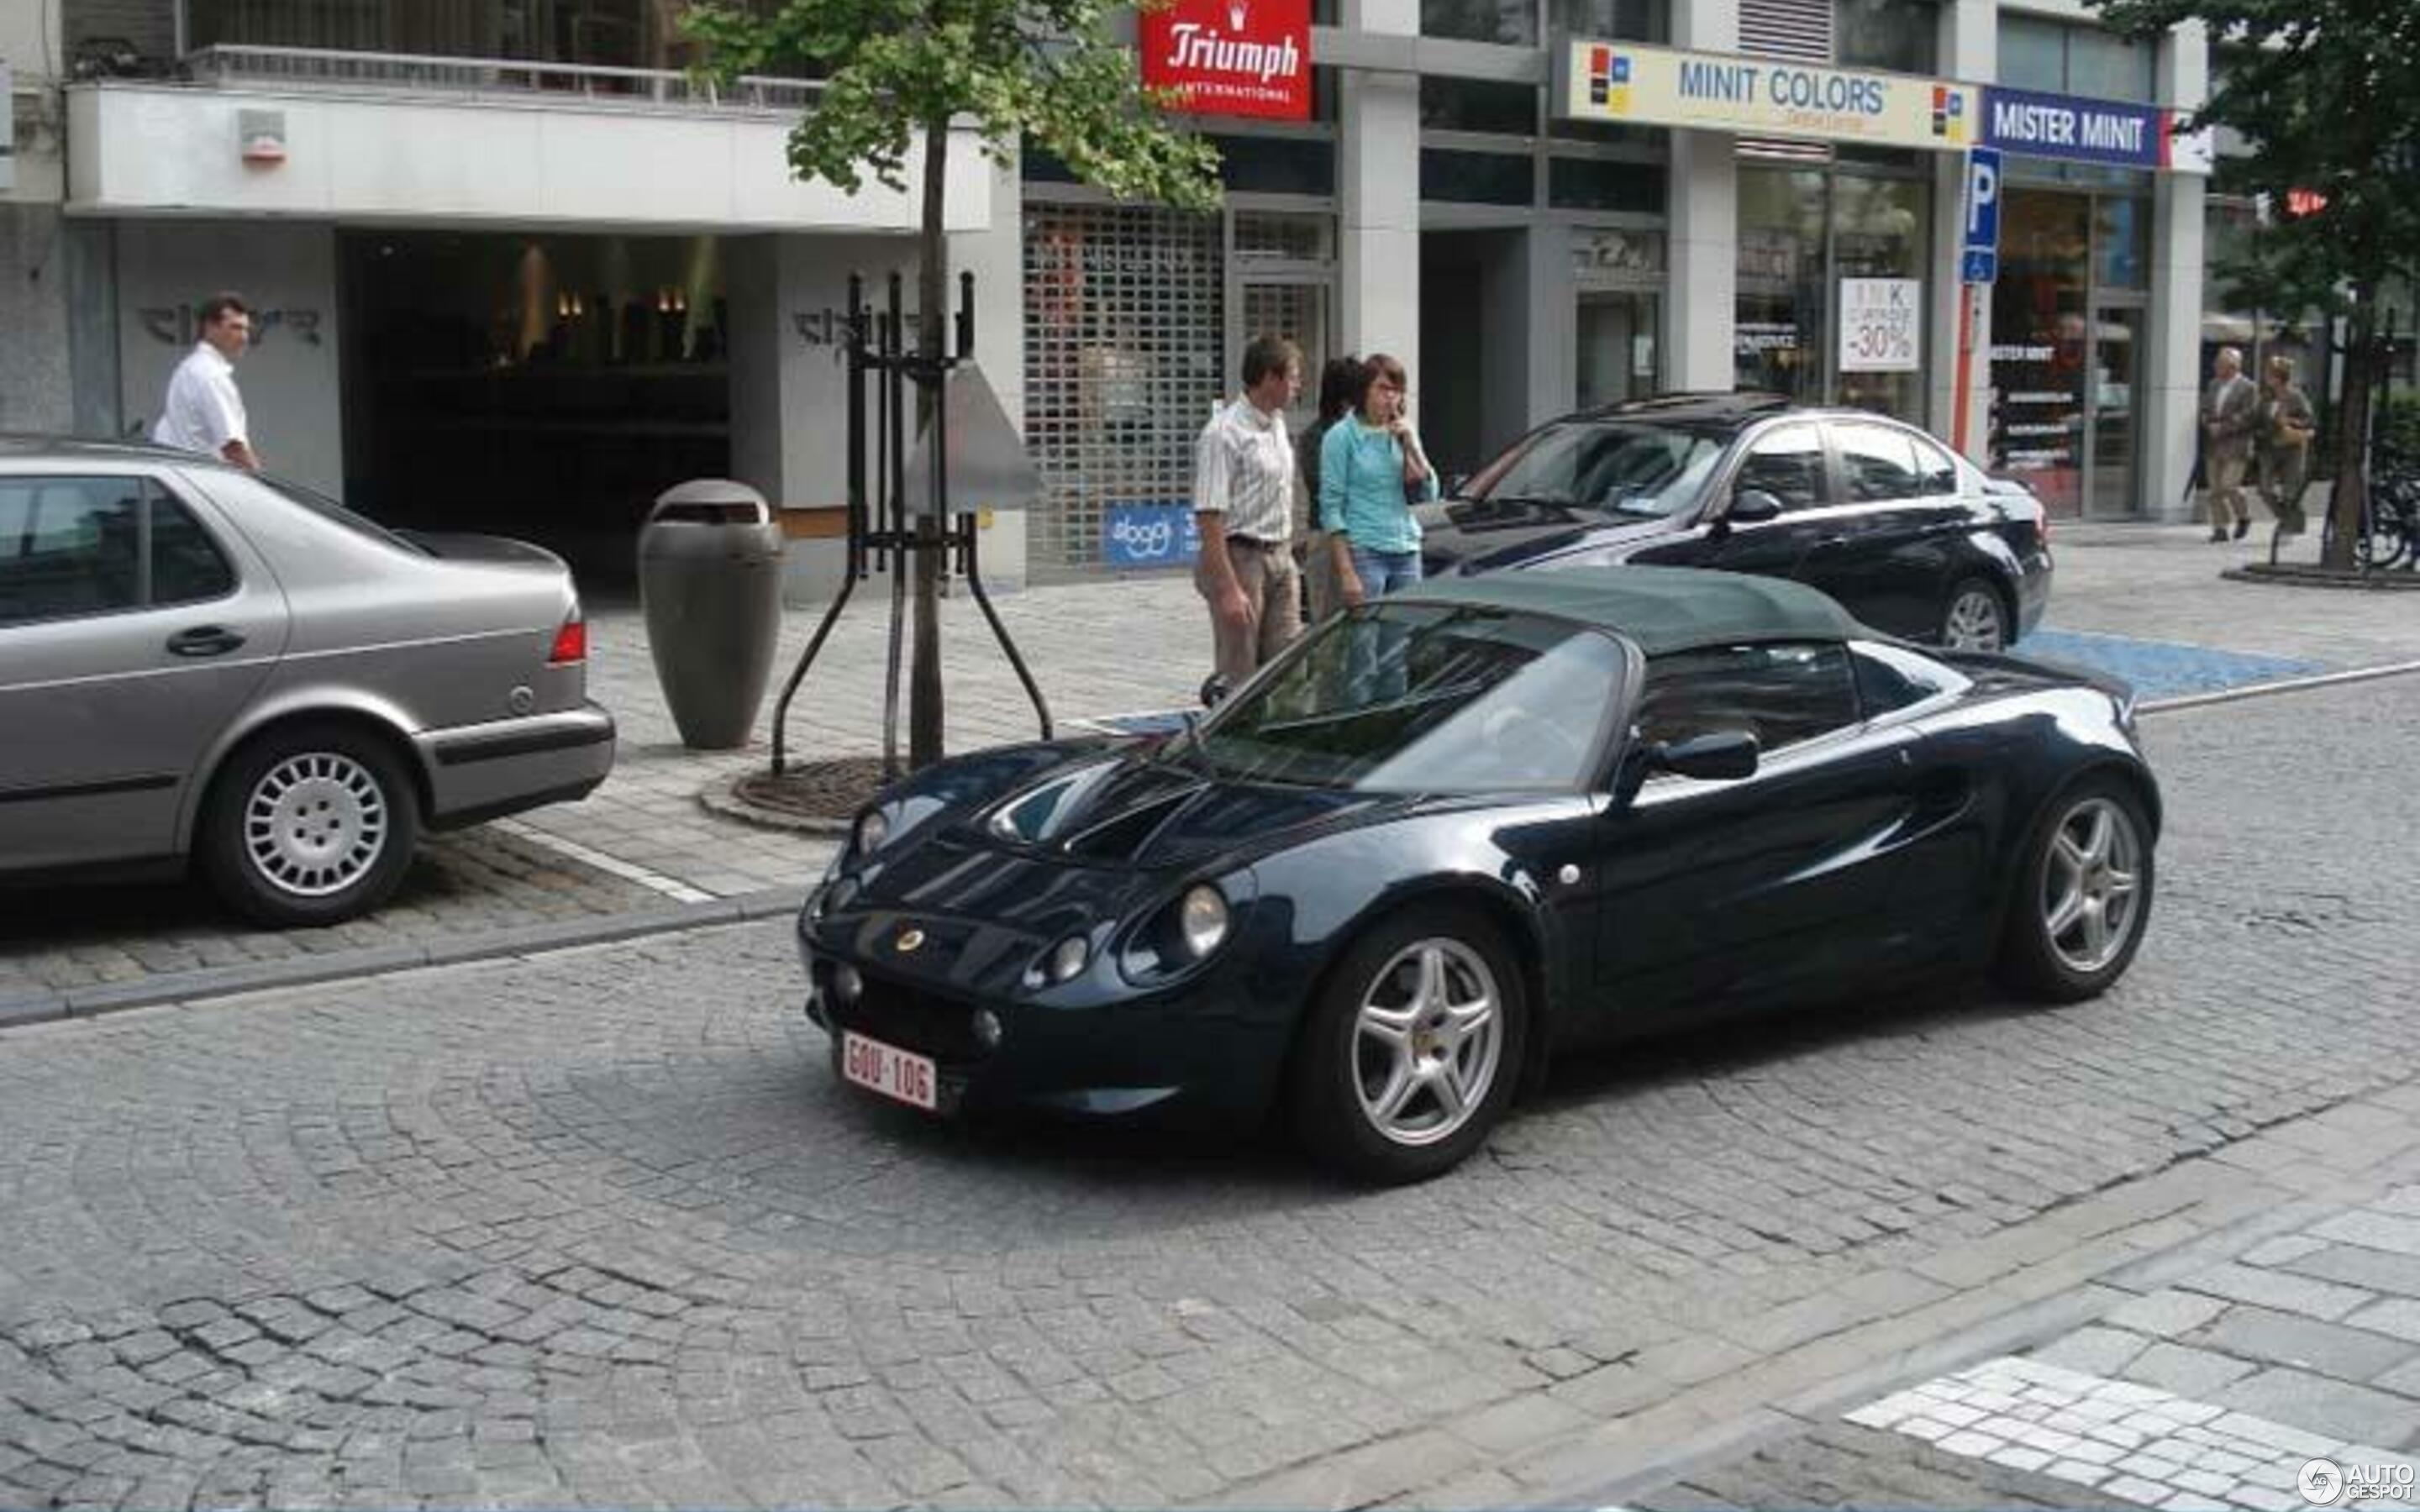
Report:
638,480,785,750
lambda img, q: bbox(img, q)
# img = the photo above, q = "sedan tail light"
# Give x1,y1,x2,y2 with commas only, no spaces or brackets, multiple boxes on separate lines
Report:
548,611,587,666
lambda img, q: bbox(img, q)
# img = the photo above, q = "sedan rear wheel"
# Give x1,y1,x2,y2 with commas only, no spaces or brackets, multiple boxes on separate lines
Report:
201,724,421,927
1289,905,1527,1184
1941,579,2010,652
1996,777,2154,1002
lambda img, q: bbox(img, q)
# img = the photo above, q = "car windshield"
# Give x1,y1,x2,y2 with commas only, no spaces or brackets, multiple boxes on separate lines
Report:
255,472,430,556
1189,604,1624,792
1466,422,1725,517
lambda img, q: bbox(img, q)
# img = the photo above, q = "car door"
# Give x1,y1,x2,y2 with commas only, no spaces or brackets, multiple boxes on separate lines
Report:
1586,639,1921,1029
1629,421,1834,584
0,472,291,871
1797,422,1963,638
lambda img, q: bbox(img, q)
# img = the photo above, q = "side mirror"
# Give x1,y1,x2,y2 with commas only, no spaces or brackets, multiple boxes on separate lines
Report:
1654,730,1760,782
1727,488,1786,525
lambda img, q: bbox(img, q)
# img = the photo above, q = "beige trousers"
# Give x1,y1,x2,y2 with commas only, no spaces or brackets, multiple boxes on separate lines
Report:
2205,454,2252,529
1197,539,1302,691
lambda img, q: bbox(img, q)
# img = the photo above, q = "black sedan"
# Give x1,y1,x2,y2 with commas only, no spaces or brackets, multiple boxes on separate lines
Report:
797,569,2155,1184
1420,394,2053,652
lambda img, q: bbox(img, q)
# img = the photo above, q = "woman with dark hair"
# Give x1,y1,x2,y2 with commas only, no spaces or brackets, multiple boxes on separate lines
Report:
1319,353,1437,604
1295,353,1363,622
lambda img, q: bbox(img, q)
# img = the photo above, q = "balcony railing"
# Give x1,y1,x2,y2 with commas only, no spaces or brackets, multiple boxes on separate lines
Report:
179,44,821,110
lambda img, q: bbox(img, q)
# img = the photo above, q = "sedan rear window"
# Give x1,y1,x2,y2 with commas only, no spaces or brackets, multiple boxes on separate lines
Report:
254,473,429,556
1191,605,1624,792
1465,423,1725,518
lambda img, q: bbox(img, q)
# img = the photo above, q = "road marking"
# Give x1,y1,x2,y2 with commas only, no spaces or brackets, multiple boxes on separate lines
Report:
1844,1355,2416,1507
2142,659,2420,714
490,819,717,905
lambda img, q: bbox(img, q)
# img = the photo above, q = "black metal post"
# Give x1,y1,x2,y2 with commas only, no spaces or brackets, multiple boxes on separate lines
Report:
881,275,909,780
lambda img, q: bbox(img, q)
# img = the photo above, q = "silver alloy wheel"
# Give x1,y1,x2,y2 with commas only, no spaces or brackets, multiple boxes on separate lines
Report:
1353,937,1503,1147
242,753,391,899
1944,587,2007,651
2040,795,2144,975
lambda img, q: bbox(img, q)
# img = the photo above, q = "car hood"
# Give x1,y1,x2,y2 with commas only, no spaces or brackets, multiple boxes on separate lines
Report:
1418,496,1675,573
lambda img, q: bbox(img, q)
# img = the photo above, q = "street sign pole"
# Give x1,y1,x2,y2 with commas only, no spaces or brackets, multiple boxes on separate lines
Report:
1954,145,2002,459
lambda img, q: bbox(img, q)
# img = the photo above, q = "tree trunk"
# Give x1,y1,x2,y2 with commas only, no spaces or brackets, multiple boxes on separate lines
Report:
2323,285,2378,570
908,112,949,769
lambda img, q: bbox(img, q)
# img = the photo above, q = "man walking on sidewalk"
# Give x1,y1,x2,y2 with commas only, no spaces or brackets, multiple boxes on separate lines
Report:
1193,334,1303,694
151,292,261,473
2201,345,2259,542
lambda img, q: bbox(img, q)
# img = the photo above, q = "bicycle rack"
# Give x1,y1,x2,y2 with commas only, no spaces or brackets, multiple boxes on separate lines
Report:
766,271,1054,781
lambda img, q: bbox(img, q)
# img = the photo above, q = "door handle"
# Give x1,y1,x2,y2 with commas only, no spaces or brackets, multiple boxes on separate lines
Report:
166,626,245,658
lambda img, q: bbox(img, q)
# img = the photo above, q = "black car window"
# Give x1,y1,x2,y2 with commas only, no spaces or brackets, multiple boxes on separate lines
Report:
1910,433,1961,496
1634,641,1860,755
0,475,144,627
1850,639,1972,717
1835,423,1924,502
150,489,238,606
1733,425,1829,512
1469,422,1725,517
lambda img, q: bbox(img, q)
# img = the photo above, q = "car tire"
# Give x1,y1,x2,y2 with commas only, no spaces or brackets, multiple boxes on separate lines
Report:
1287,903,1528,1185
198,723,421,927
1940,577,2011,651
1995,775,2154,1004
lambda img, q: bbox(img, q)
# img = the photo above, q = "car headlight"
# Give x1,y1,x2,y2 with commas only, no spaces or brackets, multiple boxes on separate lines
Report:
1177,885,1230,958
854,808,891,856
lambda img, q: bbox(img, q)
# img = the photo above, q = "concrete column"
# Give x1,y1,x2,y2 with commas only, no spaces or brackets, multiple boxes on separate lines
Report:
1665,0,1739,393
1339,0,1421,405
1528,224,1576,426
2144,20,2208,521
1931,0,1996,455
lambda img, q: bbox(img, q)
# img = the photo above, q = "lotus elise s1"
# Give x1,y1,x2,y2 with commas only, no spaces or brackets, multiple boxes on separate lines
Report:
795,568,2158,1184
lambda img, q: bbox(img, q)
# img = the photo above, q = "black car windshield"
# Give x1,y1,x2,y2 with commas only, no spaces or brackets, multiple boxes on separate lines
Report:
1192,604,1623,792
1467,422,1725,517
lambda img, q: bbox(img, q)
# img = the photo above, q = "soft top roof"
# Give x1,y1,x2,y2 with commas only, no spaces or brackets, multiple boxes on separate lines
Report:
1394,566,1869,655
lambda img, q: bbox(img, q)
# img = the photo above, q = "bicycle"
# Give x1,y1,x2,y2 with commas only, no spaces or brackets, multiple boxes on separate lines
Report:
2354,456,2420,571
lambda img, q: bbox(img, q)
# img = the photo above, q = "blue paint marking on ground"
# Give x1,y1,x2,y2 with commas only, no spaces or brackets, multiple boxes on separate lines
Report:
1082,632,2326,737
2015,628,2327,701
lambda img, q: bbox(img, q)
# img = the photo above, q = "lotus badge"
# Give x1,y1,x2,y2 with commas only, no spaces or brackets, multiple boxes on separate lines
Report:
896,927,926,953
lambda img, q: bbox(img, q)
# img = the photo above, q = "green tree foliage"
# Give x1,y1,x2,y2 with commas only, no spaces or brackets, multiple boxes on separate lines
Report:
2091,0,2420,563
685,0,1223,763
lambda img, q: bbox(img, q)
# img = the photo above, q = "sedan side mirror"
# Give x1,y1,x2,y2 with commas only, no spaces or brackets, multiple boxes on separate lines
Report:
1727,488,1786,525
1652,730,1760,782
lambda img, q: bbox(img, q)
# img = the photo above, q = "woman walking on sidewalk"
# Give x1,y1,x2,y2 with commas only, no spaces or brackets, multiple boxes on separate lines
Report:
1322,354,1439,606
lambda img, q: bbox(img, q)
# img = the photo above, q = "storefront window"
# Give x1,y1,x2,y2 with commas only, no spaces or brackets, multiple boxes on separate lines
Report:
1735,168,1828,404
2094,197,2148,290
1421,78,1540,134
1989,190,2090,514
1423,0,1538,45
1833,174,1931,419
1835,0,1938,76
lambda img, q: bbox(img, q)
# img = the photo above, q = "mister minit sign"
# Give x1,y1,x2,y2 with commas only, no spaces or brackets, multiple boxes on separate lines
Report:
1140,0,1312,121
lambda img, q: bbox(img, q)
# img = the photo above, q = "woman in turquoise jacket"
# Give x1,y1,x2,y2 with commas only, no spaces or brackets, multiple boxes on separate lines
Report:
1318,353,1439,605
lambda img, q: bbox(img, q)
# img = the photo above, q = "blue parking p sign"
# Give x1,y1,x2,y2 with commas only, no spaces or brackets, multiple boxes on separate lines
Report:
1963,146,2002,285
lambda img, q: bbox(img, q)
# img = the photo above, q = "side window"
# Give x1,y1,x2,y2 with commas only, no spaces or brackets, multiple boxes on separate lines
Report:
1634,642,1861,756
1910,434,1961,496
1835,423,1923,502
1851,640,1972,717
1732,424,1829,512
0,476,144,627
151,490,237,606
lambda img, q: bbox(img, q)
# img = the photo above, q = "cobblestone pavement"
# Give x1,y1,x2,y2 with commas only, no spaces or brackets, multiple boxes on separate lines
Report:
4,656,2420,1508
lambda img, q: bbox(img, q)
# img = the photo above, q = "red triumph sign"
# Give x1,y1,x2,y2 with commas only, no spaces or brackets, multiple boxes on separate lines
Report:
1139,0,1311,121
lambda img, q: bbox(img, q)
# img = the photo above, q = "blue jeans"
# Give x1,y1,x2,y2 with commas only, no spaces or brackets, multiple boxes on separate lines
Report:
1349,548,1423,599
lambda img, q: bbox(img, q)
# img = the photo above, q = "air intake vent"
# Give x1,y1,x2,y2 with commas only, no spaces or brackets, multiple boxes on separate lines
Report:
1737,0,1837,161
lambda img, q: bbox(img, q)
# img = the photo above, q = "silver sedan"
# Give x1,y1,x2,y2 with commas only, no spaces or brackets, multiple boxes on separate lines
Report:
0,439,615,926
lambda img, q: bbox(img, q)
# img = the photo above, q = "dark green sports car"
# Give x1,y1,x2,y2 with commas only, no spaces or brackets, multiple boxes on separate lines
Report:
796,568,2158,1184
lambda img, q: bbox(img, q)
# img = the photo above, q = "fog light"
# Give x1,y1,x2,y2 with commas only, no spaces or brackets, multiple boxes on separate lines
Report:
834,964,863,1005
1048,935,1090,984
973,1008,1003,1049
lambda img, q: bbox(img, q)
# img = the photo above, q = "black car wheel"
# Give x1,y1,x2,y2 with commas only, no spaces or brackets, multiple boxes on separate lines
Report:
1996,776,2154,1003
1288,904,1528,1184
199,723,421,927
1940,578,2010,652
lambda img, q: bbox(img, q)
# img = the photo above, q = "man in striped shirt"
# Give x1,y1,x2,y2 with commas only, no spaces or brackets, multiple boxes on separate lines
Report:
1193,334,1303,693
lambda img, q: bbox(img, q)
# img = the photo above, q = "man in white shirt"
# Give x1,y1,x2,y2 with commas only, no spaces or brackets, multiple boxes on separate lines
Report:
152,293,260,471
1192,334,1302,694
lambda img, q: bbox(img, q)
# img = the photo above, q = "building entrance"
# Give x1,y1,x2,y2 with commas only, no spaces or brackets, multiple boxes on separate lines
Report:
1988,186,2149,517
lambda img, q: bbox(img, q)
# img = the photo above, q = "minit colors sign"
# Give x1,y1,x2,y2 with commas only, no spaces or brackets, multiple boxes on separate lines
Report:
1564,40,1980,153
1140,0,1312,121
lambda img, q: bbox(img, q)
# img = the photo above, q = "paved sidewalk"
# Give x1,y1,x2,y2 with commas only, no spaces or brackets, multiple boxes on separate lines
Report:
9,520,2420,1020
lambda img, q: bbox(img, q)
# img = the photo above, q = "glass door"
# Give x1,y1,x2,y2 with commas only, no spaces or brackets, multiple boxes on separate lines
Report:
1576,291,1661,410
2085,308,2142,519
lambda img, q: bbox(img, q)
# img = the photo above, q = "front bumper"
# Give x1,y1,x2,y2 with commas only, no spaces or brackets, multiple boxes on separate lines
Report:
797,911,1290,1130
